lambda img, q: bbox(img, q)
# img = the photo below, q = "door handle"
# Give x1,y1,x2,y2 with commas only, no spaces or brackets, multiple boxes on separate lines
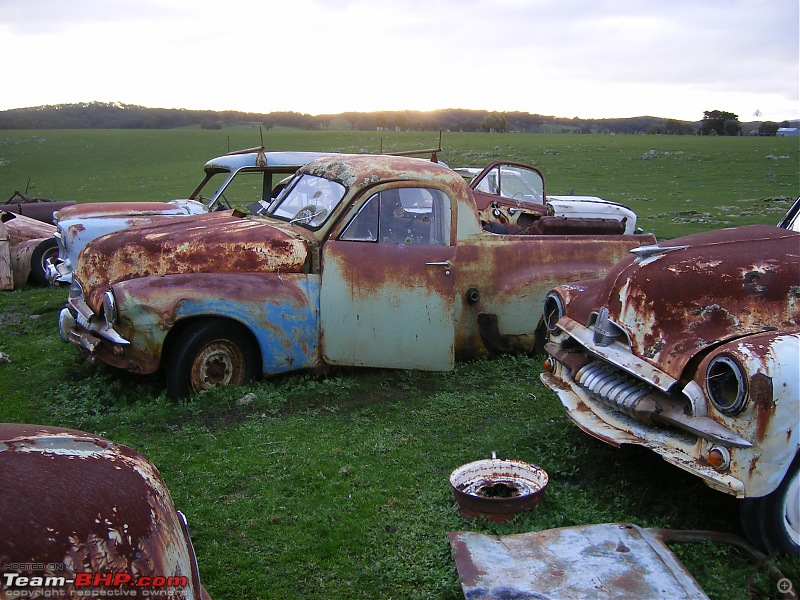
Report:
425,261,451,268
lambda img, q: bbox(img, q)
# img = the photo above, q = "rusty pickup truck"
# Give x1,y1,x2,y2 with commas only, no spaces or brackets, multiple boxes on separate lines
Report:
540,199,800,554
59,154,655,399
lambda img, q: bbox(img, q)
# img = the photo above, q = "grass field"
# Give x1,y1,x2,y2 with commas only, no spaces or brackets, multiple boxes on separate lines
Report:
0,130,798,599
1,128,797,238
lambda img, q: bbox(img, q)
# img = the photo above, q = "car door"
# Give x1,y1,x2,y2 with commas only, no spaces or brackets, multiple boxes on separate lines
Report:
320,185,456,370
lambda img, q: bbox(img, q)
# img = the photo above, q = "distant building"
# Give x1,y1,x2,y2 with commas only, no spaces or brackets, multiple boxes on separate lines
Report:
777,127,799,137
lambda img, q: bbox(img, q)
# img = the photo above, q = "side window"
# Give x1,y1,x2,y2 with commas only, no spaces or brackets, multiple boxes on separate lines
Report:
340,187,451,245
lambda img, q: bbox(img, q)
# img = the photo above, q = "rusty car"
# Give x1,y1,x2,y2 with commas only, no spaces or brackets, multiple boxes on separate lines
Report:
2,190,75,224
58,153,656,399
0,210,59,290
46,148,336,285
540,208,800,554
0,423,210,599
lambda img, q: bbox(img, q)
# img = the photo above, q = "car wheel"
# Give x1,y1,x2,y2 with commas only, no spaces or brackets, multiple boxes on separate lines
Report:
30,238,58,286
739,455,800,555
166,320,258,400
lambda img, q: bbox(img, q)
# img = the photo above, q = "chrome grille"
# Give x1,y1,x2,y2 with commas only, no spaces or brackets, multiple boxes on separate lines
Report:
76,312,91,329
574,361,651,419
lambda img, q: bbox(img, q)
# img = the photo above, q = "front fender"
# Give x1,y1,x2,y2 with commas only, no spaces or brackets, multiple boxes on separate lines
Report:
112,272,321,375
692,330,800,498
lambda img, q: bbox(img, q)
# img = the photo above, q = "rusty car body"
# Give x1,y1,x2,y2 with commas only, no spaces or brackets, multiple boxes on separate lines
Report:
0,210,58,290
540,213,800,554
46,148,335,285
0,423,210,599
2,191,75,224
59,153,656,399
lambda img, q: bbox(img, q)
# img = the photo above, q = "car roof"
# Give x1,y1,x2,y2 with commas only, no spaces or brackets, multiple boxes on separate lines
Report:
203,149,340,172
299,153,461,189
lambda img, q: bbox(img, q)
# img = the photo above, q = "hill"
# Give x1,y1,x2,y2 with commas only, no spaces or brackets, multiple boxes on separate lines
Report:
1,101,795,135
0,101,698,134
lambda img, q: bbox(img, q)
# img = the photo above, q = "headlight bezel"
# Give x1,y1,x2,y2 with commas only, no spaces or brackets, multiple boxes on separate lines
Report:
543,292,565,334
103,289,118,329
706,354,749,415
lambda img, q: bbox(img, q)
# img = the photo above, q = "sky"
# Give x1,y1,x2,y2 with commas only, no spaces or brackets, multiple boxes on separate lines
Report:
0,0,798,122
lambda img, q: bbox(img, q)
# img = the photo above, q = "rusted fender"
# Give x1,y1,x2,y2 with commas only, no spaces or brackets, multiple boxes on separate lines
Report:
105,272,321,376
0,423,209,599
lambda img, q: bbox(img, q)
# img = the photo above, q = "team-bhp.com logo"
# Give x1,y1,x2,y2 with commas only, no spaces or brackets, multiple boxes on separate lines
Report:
2,567,188,597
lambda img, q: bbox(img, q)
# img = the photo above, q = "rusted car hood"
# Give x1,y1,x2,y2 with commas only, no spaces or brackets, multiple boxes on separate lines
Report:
566,224,800,379
56,200,199,220
76,211,310,309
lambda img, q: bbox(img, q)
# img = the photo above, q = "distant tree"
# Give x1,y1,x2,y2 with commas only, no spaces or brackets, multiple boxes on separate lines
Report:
665,119,694,135
700,110,740,135
757,121,780,136
723,119,742,136
201,120,222,130
480,112,507,133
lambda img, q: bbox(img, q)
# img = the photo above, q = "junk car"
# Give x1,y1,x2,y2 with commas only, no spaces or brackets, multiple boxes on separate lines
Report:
46,148,335,285
0,423,210,599
0,210,58,289
1,191,75,224
540,208,800,554
59,154,656,399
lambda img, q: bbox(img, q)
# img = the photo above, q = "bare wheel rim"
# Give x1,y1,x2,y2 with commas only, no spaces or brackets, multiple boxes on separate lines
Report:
41,246,58,270
190,340,247,391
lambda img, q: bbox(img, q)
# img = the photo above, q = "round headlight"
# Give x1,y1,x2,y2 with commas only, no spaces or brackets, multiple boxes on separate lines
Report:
706,355,748,415
543,292,565,334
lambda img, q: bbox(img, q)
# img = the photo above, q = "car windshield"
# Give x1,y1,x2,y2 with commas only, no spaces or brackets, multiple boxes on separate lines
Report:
192,170,297,213
268,174,346,228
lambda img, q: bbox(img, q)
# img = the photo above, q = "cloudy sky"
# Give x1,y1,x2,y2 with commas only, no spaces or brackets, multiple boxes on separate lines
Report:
0,0,797,122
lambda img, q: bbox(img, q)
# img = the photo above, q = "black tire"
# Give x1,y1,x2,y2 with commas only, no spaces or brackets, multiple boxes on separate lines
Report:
166,320,259,400
739,454,800,555
30,238,58,286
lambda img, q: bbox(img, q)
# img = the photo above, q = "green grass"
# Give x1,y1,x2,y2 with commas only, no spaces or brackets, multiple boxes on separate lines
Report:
0,130,798,598
1,130,797,238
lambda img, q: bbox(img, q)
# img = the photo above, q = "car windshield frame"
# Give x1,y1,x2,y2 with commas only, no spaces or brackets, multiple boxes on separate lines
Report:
267,174,346,229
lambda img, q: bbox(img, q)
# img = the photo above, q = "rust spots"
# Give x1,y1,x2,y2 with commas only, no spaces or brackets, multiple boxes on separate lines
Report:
751,372,775,442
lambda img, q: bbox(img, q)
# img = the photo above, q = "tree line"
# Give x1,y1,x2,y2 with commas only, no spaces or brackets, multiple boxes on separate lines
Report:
0,102,791,135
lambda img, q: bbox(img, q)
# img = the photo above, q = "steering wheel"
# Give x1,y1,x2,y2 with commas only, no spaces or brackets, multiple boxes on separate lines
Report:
291,205,327,224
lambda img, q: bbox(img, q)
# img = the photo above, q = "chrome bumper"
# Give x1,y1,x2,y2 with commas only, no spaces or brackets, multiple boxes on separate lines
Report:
46,257,72,285
59,306,130,351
